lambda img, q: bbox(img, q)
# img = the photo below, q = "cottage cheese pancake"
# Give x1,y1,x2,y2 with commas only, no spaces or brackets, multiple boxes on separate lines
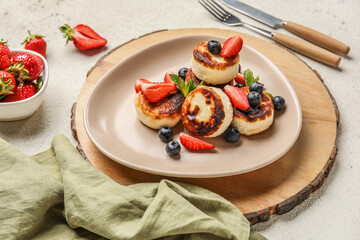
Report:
190,41,239,85
232,86,274,136
185,68,234,88
182,86,233,137
135,91,184,129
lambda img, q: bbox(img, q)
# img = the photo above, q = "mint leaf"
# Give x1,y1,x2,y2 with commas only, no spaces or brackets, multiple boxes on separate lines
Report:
266,91,274,100
170,74,203,97
243,69,260,86
196,80,203,88
243,69,254,86
170,74,186,95
187,79,203,94
185,80,193,96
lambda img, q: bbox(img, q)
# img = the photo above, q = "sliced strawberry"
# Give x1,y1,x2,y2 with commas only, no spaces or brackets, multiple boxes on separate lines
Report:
224,85,250,111
234,73,245,85
59,24,107,51
73,24,106,41
141,83,176,102
179,133,215,150
221,35,243,57
135,79,151,93
72,37,107,51
164,71,175,85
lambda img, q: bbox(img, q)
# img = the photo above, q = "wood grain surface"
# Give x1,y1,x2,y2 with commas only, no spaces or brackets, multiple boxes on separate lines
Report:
284,21,350,55
272,32,341,67
71,28,338,225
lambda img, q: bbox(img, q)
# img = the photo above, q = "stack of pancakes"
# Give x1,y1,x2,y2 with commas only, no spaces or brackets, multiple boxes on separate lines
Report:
135,40,274,137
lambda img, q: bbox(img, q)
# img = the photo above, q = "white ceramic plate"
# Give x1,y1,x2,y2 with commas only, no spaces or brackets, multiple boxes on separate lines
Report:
84,34,302,178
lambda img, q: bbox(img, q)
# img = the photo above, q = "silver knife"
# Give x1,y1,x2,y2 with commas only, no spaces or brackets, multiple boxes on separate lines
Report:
221,0,350,55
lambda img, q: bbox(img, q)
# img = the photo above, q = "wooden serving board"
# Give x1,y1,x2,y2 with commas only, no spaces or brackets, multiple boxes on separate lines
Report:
71,28,338,225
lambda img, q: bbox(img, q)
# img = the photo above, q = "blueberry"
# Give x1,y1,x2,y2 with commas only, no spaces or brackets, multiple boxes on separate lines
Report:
207,40,221,54
247,91,261,108
166,141,181,157
158,127,173,142
234,83,245,88
224,127,240,143
238,64,241,73
272,96,286,111
178,68,189,80
249,82,263,94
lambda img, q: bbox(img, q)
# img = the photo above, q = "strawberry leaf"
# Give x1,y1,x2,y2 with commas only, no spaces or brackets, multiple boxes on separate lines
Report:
36,76,43,90
0,76,14,96
59,24,74,45
0,39,9,46
5,61,30,84
21,30,45,45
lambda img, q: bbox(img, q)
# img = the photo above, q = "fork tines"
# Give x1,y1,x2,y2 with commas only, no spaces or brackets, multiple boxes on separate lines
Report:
199,0,231,21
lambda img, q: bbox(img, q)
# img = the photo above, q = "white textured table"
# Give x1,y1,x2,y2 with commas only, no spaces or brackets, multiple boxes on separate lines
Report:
1,0,359,239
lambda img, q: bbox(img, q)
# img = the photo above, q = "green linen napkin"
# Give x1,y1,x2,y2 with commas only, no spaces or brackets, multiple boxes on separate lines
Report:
0,134,266,240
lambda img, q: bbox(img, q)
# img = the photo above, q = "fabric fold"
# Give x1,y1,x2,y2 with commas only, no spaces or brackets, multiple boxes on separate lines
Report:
0,134,266,240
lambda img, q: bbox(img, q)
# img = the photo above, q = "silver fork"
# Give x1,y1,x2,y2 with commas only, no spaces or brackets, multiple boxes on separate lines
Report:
198,0,340,67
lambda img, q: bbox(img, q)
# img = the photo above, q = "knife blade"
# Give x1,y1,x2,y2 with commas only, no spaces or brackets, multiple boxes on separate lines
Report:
220,0,350,55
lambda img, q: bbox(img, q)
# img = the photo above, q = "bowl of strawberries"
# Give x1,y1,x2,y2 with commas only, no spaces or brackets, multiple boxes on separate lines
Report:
0,48,48,121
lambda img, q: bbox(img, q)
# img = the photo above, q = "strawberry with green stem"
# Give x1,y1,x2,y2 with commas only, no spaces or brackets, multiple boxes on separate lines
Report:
7,53,44,83
0,71,15,99
59,24,107,50
22,30,47,57
2,82,38,102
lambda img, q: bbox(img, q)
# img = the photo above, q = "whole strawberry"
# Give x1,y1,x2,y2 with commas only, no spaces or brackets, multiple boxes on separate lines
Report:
2,82,38,102
22,31,47,57
0,40,11,70
7,53,44,81
0,70,15,99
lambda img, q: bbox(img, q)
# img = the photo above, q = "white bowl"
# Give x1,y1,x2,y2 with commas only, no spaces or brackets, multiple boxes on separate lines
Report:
0,49,49,121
